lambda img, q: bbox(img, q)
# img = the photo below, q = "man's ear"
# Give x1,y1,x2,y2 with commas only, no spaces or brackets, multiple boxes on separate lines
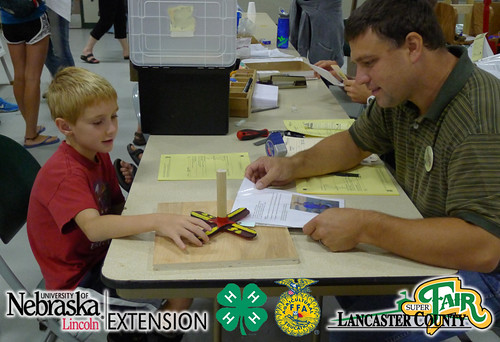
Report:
405,32,424,63
55,118,73,136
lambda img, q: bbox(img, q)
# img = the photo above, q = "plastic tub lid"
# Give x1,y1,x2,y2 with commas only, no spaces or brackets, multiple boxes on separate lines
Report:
128,0,237,67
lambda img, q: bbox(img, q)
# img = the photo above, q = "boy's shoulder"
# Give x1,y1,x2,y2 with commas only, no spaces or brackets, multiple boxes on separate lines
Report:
34,142,90,191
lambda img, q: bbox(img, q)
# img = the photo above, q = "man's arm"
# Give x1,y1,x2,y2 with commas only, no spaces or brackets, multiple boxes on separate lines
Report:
75,209,211,250
304,209,500,273
246,130,372,189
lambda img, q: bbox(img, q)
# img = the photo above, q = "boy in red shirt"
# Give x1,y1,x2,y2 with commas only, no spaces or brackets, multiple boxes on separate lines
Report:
27,67,210,341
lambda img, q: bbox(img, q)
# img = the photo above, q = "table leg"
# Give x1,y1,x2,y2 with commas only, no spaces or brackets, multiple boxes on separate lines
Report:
213,300,221,342
312,295,324,342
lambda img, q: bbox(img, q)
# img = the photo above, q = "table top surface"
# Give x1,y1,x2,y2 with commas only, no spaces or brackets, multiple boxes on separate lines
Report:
102,13,455,297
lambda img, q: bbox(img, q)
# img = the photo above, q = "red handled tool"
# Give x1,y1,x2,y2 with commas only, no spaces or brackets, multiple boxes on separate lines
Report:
237,129,269,141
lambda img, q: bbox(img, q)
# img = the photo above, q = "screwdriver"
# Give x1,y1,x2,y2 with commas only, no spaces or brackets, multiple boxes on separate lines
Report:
237,129,269,141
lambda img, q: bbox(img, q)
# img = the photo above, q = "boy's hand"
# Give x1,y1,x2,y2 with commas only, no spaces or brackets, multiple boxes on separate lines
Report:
119,160,135,185
156,215,211,250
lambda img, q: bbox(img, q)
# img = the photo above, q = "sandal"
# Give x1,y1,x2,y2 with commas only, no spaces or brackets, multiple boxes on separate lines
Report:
133,131,147,146
127,143,143,166
114,159,137,192
80,53,100,64
24,134,60,149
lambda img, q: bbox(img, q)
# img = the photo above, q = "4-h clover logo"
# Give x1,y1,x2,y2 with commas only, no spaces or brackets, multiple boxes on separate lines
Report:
216,283,268,335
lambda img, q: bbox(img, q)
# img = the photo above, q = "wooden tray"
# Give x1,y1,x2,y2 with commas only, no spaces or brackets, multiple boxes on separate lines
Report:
229,69,256,117
153,201,299,270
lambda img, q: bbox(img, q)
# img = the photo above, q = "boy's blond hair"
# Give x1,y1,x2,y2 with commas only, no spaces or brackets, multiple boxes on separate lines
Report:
47,67,117,124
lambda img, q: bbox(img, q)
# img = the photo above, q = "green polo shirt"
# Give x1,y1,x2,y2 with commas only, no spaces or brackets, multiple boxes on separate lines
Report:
349,46,500,239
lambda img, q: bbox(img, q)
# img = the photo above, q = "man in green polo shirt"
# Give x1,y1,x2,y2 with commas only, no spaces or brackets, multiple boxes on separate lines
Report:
245,0,499,339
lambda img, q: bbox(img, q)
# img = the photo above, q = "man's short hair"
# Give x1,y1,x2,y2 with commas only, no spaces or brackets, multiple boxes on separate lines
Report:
345,0,446,50
47,67,117,124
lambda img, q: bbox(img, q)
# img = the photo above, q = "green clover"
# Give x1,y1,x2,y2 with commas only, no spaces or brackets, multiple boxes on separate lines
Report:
216,283,268,335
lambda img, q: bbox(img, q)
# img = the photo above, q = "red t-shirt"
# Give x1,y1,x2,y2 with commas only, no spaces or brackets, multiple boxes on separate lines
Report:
27,141,124,290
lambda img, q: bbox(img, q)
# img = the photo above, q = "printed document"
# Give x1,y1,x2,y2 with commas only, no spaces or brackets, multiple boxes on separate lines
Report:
232,178,344,228
296,165,399,196
284,119,355,137
158,153,250,180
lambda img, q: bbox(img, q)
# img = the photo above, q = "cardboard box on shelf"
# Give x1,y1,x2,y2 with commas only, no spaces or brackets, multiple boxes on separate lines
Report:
242,58,314,79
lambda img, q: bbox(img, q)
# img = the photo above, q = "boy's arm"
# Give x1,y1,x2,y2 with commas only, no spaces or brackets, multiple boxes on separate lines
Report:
75,209,210,249
110,202,125,215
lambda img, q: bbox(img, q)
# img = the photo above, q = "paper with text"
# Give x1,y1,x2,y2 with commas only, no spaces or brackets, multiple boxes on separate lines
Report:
296,165,399,196
158,153,250,180
306,62,344,87
232,178,344,228
284,119,355,137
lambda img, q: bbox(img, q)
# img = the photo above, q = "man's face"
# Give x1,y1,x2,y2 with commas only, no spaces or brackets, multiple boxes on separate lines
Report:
350,29,414,108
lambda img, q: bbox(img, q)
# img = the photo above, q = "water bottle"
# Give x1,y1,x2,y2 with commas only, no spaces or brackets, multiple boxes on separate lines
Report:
277,8,289,49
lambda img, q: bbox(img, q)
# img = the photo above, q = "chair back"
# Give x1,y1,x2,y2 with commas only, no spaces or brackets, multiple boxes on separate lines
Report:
0,135,40,244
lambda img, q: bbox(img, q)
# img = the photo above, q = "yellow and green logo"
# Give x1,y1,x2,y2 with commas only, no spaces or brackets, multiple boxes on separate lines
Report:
275,278,321,337
401,276,493,335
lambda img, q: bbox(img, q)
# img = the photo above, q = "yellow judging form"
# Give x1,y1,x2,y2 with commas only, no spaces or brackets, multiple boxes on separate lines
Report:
158,153,250,180
284,119,355,137
296,165,399,196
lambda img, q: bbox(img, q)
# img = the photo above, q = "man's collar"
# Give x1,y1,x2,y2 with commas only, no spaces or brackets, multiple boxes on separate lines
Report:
423,46,474,122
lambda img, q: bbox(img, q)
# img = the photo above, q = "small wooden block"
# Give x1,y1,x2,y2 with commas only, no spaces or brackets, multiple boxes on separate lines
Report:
153,201,299,270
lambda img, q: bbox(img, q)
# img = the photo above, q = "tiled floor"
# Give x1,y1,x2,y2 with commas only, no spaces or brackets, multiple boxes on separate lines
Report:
0,28,498,342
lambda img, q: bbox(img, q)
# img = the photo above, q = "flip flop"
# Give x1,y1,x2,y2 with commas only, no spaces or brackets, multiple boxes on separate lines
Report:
127,143,143,166
114,159,137,192
24,135,60,149
80,53,100,64
37,125,45,134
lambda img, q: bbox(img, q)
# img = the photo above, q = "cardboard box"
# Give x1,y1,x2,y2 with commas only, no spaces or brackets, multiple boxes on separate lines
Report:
243,60,314,78
229,69,256,117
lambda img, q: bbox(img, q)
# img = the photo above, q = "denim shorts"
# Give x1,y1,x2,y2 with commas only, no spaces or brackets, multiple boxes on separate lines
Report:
2,12,50,45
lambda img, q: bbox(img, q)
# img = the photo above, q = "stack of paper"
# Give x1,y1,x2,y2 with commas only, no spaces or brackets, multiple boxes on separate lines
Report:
251,83,278,112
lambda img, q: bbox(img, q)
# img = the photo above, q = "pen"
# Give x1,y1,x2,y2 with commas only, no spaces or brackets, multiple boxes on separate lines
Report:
283,130,305,138
243,77,253,93
330,172,359,178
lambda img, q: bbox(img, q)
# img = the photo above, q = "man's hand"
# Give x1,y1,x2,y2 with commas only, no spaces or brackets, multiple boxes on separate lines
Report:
303,208,372,251
156,214,211,250
244,156,295,189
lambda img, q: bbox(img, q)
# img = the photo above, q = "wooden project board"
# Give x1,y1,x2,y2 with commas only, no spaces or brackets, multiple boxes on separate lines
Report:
153,201,299,270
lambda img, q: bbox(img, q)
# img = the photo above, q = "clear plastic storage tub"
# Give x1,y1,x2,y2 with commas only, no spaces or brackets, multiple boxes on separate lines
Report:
128,0,237,67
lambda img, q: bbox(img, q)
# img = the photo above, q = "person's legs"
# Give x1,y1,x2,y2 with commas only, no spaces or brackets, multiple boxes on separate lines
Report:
23,36,57,146
114,0,129,58
45,8,74,77
7,43,27,116
82,0,116,58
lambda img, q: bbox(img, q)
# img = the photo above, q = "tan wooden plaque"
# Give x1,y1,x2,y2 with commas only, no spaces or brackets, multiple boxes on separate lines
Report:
153,201,299,270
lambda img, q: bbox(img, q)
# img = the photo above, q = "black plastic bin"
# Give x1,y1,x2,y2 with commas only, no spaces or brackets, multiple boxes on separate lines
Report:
137,65,234,135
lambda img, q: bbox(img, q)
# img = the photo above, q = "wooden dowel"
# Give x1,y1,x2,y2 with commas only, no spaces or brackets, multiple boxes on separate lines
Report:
216,169,227,218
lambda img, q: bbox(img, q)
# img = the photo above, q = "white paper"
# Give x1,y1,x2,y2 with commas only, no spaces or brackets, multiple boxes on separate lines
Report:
284,136,382,165
242,57,305,64
232,178,344,228
46,0,72,22
251,83,278,111
306,62,344,87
